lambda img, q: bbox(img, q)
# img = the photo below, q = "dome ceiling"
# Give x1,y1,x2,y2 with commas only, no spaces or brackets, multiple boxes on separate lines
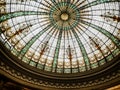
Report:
0,0,120,74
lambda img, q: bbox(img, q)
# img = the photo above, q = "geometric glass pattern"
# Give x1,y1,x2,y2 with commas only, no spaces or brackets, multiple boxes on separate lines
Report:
0,0,120,73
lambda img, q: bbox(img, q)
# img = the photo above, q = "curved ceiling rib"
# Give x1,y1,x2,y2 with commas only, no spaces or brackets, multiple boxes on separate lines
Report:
82,20,120,48
0,11,48,23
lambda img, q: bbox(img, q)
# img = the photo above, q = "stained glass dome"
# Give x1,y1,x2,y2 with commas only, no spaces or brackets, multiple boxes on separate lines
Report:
0,0,120,74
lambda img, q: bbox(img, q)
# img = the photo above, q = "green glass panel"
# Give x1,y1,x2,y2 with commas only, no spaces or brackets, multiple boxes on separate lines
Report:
45,66,52,72
37,64,44,70
29,61,36,67
79,66,86,72
22,57,30,64
64,68,71,73
57,68,63,73
4,42,11,49
52,30,62,72
91,63,98,69
106,54,113,61
112,49,120,56
72,68,78,73
99,59,106,66
11,48,19,56
72,28,91,70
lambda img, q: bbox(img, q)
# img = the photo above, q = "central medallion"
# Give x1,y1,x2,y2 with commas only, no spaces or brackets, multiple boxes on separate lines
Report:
49,2,80,30
61,13,69,21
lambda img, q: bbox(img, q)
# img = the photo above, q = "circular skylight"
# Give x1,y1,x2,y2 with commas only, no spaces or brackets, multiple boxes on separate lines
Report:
0,0,120,74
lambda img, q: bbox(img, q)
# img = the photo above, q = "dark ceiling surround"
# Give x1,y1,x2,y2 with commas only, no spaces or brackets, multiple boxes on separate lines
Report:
0,42,120,90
